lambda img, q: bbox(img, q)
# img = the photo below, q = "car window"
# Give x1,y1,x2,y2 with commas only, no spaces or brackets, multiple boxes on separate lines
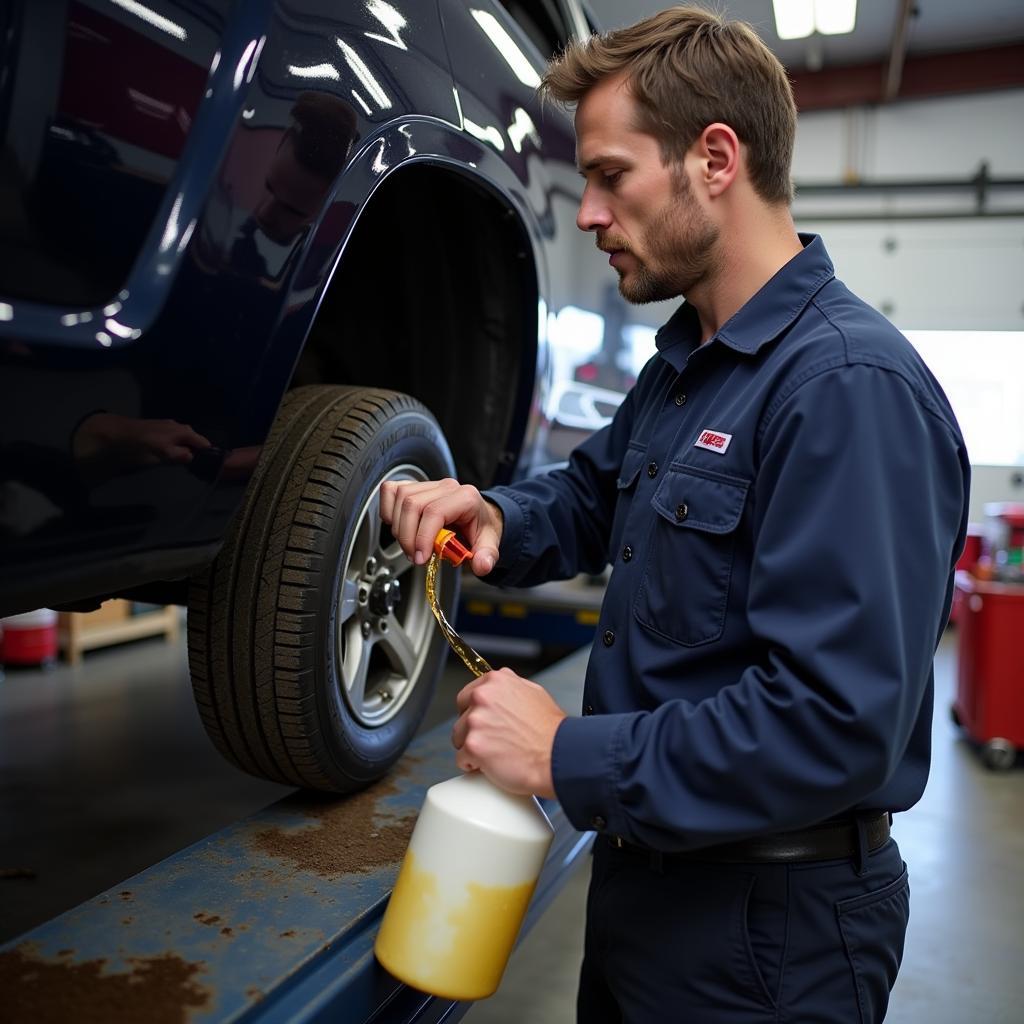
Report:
496,0,571,58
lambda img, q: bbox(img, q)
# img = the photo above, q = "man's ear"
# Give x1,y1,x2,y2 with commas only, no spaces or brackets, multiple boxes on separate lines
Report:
697,122,740,198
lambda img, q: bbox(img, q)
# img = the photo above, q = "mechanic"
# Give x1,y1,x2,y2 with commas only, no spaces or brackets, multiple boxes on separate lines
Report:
380,6,970,1022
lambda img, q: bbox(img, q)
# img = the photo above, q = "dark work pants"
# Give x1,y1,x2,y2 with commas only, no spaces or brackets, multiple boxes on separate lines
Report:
578,832,909,1023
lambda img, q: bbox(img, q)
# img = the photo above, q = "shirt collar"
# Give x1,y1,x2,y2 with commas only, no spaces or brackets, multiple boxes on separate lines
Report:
655,233,835,372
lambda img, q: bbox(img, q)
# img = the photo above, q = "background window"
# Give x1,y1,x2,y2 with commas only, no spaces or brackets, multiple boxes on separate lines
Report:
905,330,1024,467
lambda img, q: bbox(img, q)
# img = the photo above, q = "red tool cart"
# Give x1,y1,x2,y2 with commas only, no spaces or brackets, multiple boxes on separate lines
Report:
948,523,984,627
951,570,1024,770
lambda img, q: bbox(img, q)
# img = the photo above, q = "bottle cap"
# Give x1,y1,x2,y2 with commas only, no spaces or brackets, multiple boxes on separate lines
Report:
434,528,473,566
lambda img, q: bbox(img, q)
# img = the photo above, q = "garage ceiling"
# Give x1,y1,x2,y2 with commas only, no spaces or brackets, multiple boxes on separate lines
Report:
585,1,1024,108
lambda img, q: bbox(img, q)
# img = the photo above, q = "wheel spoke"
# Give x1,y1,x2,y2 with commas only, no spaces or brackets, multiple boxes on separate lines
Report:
379,618,418,681
381,542,412,578
342,626,372,710
336,575,360,625
363,487,382,545
351,498,377,572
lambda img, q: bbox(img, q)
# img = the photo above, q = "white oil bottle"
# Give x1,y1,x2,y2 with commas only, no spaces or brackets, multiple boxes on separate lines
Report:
373,530,555,1000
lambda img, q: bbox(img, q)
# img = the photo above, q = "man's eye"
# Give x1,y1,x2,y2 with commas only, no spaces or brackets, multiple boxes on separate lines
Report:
603,171,623,186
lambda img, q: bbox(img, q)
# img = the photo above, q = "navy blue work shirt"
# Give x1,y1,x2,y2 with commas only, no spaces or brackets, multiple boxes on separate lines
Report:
483,235,970,853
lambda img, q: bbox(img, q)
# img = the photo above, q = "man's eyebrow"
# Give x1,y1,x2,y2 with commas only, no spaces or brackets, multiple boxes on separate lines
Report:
576,154,627,175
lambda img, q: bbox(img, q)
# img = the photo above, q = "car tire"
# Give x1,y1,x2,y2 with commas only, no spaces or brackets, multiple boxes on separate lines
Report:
187,385,458,792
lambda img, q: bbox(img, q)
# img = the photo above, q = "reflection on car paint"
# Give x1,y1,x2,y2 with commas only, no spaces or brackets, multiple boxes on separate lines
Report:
0,0,662,615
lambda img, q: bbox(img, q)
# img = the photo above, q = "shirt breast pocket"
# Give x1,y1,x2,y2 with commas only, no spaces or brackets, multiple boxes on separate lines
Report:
635,467,749,646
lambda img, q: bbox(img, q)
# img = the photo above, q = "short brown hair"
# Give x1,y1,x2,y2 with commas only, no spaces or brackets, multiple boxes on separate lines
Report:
541,5,796,204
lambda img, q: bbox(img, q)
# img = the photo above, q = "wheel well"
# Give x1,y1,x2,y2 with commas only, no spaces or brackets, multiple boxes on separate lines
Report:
294,164,538,488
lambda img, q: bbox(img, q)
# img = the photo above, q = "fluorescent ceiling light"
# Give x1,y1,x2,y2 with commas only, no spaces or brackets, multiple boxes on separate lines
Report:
773,0,856,41
815,0,857,35
773,0,814,40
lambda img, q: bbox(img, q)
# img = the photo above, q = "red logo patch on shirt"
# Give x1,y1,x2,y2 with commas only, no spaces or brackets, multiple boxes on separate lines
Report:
694,429,732,454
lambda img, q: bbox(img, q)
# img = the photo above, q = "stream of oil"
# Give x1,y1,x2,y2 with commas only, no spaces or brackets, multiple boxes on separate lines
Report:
425,553,492,678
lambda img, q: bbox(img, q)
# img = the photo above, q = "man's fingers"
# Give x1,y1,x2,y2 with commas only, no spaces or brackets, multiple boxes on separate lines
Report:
470,523,501,576
409,500,451,566
379,480,398,525
411,484,485,566
378,479,502,572
386,479,456,561
451,708,469,750
379,478,437,525
454,676,486,715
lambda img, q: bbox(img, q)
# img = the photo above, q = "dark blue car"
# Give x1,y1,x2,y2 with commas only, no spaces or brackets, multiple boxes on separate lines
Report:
0,0,629,791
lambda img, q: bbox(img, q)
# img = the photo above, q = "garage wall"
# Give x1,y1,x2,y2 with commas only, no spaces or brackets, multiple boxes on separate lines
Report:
793,89,1024,182
792,88,1024,333
791,218,1024,331
790,88,1024,515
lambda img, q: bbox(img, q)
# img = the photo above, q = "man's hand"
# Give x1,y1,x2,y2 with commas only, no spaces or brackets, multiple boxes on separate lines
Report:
379,477,503,577
450,668,566,799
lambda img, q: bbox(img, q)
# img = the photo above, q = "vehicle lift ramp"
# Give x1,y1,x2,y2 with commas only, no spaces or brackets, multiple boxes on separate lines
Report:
1,648,593,1024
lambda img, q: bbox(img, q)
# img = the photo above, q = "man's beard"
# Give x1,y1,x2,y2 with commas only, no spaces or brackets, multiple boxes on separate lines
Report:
600,177,720,305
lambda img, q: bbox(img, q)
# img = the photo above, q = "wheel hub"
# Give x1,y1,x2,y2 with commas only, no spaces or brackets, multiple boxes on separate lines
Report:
368,573,401,617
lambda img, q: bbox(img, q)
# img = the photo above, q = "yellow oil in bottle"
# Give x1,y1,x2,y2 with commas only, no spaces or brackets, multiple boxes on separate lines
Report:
374,847,539,1001
373,535,554,1001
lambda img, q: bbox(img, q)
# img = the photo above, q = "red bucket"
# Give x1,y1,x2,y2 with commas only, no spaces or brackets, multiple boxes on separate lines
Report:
1,609,59,665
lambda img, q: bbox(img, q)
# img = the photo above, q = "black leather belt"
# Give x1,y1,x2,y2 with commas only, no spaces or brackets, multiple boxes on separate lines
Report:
605,812,891,865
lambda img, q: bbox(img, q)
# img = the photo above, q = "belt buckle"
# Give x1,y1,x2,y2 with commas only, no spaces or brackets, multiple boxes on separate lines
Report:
610,835,625,849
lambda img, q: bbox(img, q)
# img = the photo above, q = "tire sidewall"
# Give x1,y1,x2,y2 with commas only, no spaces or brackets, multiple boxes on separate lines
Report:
318,406,456,782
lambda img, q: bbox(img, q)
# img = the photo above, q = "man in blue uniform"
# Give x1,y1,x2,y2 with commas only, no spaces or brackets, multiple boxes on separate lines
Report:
380,7,969,1021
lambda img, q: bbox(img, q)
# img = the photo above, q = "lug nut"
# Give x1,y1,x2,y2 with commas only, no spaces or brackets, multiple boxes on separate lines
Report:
361,621,371,638
366,557,378,575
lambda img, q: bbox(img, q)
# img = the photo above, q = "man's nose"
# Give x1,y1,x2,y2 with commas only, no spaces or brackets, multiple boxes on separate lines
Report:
576,186,612,233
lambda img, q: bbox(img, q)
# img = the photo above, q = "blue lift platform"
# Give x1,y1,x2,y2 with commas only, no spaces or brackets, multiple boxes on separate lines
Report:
1,649,593,1023
456,574,607,652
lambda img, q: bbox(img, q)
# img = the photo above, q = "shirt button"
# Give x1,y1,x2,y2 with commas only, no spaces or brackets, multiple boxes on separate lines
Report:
591,815,607,830
602,629,615,647
674,393,687,406
622,545,632,562
675,503,689,522
647,462,658,478
584,704,594,716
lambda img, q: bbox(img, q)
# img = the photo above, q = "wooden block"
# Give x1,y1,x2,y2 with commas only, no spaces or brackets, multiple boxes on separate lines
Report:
59,602,180,664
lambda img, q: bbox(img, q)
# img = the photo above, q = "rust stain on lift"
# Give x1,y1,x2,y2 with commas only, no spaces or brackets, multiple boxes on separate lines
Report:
0,653,592,1022
250,760,421,878
0,944,212,1024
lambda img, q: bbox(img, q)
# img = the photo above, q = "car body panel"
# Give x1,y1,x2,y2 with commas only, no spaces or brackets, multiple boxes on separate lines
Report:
0,0,639,617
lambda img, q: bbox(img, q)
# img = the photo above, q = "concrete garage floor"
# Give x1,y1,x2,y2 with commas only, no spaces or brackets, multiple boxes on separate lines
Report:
0,625,1020,1022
